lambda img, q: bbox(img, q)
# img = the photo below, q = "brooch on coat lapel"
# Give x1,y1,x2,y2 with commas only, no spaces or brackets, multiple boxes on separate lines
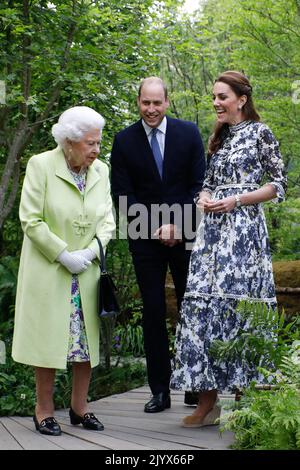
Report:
72,214,92,236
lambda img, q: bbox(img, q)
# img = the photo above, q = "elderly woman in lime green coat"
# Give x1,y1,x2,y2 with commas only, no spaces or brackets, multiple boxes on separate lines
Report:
12,106,115,436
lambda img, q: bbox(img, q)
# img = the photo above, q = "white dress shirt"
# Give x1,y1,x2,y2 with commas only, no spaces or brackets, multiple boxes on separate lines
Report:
142,116,167,159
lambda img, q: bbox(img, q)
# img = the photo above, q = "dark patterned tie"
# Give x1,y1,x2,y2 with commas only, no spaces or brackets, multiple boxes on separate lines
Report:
151,128,163,178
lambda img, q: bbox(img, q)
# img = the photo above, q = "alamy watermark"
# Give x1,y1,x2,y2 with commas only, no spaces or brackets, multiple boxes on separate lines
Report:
292,80,300,104
113,197,205,249
0,81,6,105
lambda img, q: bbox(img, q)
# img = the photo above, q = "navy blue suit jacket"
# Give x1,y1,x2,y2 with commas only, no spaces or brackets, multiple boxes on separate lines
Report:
110,116,206,247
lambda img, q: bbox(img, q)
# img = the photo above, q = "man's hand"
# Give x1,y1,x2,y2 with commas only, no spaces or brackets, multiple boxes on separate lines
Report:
153,224,182,247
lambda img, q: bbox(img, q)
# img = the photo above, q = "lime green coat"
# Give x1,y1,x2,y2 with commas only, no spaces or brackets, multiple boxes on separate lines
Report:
12,147,116,369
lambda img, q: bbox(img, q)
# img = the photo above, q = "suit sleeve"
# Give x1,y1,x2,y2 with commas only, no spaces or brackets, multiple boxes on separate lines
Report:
110,134,138,212
19,156,67,262
110,132,156,236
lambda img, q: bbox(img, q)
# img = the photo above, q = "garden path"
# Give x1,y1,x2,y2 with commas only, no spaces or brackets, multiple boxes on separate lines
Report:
0,386,234,450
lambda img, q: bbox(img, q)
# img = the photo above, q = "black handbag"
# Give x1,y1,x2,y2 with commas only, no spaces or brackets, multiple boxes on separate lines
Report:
96,237,120,318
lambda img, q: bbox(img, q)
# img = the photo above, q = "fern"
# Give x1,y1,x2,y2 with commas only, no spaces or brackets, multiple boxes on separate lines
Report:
220,341,300,450
210,301,300,370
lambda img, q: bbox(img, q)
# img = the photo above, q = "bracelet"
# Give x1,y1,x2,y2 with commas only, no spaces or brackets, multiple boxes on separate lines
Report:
235,194,242,207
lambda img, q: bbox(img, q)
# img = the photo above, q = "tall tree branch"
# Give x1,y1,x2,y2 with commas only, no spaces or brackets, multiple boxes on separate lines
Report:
0,3,78,228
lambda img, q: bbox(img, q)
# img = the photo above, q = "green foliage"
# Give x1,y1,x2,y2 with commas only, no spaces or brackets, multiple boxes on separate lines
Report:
265,198,300,260
0,320,36,416
106,238,141,316
221,341,300,449
210,300,300,370
99,239,144,367
0,365,36,416
111,302,176,359
112,307,144,357
89,360,147,400
0,256,19,323
0,0,165,230
210,300,300,449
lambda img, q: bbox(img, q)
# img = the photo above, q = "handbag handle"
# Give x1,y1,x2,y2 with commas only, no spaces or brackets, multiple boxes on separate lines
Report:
95,236,107,274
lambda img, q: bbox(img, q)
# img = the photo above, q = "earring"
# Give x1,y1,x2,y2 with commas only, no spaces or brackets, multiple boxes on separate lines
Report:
238,106,242,111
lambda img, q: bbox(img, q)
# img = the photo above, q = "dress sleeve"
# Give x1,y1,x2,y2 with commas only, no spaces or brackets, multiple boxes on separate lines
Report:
201,157,216,194
258,125,287,203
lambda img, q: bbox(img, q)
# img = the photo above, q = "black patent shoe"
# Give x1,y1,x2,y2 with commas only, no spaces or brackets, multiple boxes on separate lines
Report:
69,407,104,431
144,392,171,413
33,415,62,436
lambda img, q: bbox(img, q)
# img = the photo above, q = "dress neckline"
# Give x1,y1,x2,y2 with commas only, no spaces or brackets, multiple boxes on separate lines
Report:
228,120,251,134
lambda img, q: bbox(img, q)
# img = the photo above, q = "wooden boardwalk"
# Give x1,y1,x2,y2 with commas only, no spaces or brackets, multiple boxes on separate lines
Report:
0,386,234,450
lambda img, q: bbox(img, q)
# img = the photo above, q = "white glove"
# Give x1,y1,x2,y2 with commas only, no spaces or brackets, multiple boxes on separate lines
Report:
70,248,96,262
56,249,91,274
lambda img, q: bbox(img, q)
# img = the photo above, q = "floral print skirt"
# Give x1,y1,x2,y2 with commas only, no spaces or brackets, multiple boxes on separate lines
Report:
170,296,276,392
67,275,90,362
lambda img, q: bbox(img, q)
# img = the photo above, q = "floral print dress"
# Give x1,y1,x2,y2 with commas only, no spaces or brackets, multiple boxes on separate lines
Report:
67,169,90,362
170,120,287,392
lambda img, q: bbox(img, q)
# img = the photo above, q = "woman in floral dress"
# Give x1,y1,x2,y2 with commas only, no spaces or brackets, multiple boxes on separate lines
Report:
170,71,287,427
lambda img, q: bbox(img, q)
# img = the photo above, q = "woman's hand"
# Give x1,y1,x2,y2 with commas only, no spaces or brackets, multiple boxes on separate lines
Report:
71,248,96,262
196,193,213,213
56,250,91,274
204,196,236,213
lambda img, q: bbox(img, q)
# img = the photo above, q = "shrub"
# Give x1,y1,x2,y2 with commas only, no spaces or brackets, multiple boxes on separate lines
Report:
221,341,300,450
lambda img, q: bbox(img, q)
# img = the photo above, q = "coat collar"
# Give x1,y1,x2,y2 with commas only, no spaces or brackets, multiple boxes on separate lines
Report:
54,146,101,194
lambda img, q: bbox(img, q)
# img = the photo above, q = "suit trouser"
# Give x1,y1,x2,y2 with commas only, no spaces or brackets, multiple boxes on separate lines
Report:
131,240,191,395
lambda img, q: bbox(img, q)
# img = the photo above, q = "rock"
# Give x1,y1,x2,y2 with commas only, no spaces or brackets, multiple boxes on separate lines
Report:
273,260,300,317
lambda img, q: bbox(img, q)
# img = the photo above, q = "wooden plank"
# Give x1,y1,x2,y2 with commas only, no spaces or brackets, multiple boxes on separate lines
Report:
56,406,233,450
104,388,234,401
276,287,300,294
12,417,107,450
101,395,190,405
55,415,202,450
0,386,234,450
84,403,203,420
0,417,62,450
99,424,208,450
86,400,233,416
0,421,23,450
75,413,233,450
52,415,153,450
59,424,153,450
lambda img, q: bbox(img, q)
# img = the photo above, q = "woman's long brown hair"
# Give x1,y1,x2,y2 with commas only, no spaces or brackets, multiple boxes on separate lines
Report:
208,71,260,155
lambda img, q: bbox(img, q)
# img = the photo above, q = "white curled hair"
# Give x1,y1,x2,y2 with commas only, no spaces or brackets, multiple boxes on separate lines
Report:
51,106,105,147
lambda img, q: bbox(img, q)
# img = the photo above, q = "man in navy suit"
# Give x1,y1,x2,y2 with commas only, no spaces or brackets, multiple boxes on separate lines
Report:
111,77,206,412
